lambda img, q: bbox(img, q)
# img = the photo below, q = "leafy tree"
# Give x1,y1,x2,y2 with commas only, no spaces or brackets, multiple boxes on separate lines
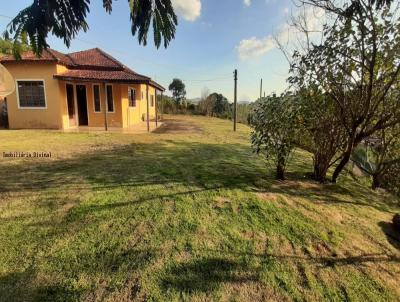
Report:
198,91,213,116
352,125,400,190
197,93,231,118
0,37,30,56
212,93,230,118
295,88,347,182
381,163,400,196
4,0,177,58
236,103,253,125
249,94,299,180
168,78,186,106
290,0,400,183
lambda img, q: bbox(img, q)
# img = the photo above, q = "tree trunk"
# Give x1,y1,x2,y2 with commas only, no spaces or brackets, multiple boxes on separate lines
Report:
331,150,351,183
332,132,365,183
314,162,329,183
372,173,382,190
276,156,285,180
276,163,285,180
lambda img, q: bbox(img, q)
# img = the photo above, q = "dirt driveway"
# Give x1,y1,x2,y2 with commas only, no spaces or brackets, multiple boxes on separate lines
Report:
153,117,203,134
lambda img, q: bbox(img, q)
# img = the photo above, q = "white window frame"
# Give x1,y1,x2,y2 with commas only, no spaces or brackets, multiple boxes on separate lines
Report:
16,79,47,109
128,87,137,107
92,84,102,113
105,84,115,113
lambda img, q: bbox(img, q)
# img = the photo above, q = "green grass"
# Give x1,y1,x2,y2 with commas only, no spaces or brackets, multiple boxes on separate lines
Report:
0,115,399,302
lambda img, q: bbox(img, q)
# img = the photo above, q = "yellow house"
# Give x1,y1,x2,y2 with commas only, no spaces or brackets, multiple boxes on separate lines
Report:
0,48,164,130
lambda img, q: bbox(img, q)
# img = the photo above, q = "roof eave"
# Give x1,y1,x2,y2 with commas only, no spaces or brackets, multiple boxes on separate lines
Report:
53,75,145,83
53,75,165,91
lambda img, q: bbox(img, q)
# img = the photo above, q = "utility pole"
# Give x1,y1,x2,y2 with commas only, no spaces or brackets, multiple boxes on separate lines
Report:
233,69,238,132
260,78,263,100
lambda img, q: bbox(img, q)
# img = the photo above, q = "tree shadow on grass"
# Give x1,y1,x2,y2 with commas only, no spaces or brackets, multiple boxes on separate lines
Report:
0,141,267,195
378,221,400,250
1,139,397,224
207,248,400,267
0,270,82,302
0,248,157,302
263,177,398,213
161,257,259,293
159,250,400,295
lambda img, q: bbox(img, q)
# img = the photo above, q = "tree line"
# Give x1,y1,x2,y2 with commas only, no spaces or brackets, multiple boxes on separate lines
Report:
249,0,400,195
163,78,252,124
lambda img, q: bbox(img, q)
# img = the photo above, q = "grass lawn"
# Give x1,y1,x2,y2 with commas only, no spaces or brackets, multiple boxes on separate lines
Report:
0,115,399,302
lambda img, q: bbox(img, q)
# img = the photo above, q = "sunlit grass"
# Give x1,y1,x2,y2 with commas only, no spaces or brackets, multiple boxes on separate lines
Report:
0,115,399,301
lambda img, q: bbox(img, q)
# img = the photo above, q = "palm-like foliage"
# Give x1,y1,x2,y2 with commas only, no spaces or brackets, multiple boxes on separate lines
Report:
4,0,177,58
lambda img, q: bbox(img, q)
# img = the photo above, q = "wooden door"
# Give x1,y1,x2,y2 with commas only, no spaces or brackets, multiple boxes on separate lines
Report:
76,85,88,126
66,84,76,127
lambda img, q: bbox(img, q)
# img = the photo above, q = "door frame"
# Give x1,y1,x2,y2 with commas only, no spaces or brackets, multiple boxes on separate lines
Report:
65,82,90,128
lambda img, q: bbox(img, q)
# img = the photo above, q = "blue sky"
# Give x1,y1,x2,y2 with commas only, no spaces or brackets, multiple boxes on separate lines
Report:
0,0,304,101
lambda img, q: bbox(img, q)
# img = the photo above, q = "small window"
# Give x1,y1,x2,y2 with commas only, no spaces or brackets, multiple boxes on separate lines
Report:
150,95,154,107
93,85,101,112
17,80,46,108
128,88,136,107
141,91,144,100
106,85,114,112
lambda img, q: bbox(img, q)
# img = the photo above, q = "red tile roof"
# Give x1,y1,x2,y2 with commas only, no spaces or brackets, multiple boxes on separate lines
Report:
0,50,54,61
53,68,149,82
67,48,122,70
0,48,165,91
0,49,74,66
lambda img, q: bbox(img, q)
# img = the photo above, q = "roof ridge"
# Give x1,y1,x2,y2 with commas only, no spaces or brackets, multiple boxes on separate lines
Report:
64,53,77,66
94,48,125,69
123,65,150,80
92,49,153,80
66,48,98,56
46,49,59,61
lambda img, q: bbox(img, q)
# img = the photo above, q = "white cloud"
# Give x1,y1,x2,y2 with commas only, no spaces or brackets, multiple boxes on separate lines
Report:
236,36,275,60
244,0,252,7
171,0,201,21
236,6,325,60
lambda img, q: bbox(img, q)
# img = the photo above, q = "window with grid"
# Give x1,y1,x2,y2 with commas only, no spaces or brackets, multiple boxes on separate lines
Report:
17,80,46,108
93,85,101,112
128,88,136,107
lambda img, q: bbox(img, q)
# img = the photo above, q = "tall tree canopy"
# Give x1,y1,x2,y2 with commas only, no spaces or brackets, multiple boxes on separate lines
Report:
4,0,178,58
168,78,186,105
290,0,400,183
